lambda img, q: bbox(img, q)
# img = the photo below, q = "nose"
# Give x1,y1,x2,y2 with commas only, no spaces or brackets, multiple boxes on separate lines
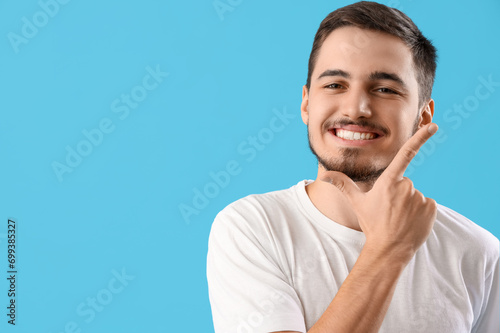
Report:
341,86,372,119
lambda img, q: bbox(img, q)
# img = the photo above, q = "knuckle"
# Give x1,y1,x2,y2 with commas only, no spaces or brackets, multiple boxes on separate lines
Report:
401,176,413,184
427,198,437,210
402,147,418,160
413,189,424,201
401,177,414,190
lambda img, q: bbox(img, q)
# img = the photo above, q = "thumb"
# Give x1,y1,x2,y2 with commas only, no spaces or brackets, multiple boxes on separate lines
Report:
320,171,362,201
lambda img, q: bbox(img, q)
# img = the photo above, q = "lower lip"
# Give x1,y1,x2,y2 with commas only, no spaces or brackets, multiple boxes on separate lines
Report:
328,130,383,147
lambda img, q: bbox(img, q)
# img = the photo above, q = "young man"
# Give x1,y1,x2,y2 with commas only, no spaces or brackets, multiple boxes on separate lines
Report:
207,2,499,332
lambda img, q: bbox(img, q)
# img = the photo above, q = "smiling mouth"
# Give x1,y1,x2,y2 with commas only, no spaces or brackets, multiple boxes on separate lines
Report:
332,129,380,141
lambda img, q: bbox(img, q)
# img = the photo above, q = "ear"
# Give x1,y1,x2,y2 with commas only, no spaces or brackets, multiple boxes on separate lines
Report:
418,98,434,128
301,85,309,125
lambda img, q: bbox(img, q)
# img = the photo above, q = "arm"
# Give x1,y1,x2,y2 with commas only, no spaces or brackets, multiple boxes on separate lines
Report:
306,243,407,333
272,246,407,333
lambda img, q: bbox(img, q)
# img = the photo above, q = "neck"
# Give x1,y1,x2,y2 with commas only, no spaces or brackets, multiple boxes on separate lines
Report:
305,166,374,232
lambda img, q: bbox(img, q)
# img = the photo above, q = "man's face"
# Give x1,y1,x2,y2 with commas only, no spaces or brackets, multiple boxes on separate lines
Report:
302,26,433,183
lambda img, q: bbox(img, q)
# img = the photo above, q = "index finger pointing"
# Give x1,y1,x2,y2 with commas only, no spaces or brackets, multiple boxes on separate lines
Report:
382,123,438,181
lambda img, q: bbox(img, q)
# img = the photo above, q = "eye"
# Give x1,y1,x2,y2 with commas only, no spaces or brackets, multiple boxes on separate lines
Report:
377,87,398,94
325,83,344,89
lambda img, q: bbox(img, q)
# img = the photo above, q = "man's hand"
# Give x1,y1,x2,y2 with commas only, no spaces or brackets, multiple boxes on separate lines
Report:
321,123,439,263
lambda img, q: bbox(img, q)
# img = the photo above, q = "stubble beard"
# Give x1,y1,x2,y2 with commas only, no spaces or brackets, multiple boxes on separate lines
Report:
307,116,420,185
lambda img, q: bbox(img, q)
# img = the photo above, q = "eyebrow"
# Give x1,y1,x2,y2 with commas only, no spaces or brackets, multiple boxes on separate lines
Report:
316,69,408,91
369,71,407,90
317,69,350,80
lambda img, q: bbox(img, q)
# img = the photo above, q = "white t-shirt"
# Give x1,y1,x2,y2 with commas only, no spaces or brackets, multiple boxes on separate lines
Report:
207,180,499,333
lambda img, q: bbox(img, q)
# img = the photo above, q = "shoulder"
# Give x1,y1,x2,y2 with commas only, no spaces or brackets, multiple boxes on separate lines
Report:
208,182,306,273
215,181,301,224
435,204,499,247
209,181,304,245
433,203,499,263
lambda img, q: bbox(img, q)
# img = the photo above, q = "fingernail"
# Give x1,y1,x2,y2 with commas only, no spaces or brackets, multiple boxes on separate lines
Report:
320,177,332,184
428,123,438,135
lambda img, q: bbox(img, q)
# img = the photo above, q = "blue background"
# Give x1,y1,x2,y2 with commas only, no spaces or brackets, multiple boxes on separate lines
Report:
0,0,499,331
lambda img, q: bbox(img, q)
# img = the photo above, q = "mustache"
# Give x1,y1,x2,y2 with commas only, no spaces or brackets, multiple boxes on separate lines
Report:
324,118,389,136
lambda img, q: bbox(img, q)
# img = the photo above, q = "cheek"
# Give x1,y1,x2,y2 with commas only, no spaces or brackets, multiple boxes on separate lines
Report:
399,115,419,139
389,125,415,153
308,98,334,125
384,108,414,132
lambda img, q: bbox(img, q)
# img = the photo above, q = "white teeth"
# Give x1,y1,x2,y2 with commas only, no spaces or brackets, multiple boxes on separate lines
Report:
335,129,376,140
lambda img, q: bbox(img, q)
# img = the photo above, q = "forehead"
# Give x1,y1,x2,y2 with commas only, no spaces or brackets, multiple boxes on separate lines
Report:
314,26,417,87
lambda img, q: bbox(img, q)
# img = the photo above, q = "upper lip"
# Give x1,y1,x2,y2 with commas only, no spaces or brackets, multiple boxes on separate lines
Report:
329,124,385,137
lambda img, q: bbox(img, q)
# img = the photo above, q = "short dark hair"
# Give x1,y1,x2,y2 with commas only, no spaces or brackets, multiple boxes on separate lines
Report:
306,1,437,107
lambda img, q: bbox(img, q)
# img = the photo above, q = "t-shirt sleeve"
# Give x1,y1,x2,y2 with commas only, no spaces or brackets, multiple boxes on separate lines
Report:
207,207,307,333
471,247,499,333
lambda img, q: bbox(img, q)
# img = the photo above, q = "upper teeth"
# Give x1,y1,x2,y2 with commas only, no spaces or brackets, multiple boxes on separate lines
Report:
335,129,376,140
